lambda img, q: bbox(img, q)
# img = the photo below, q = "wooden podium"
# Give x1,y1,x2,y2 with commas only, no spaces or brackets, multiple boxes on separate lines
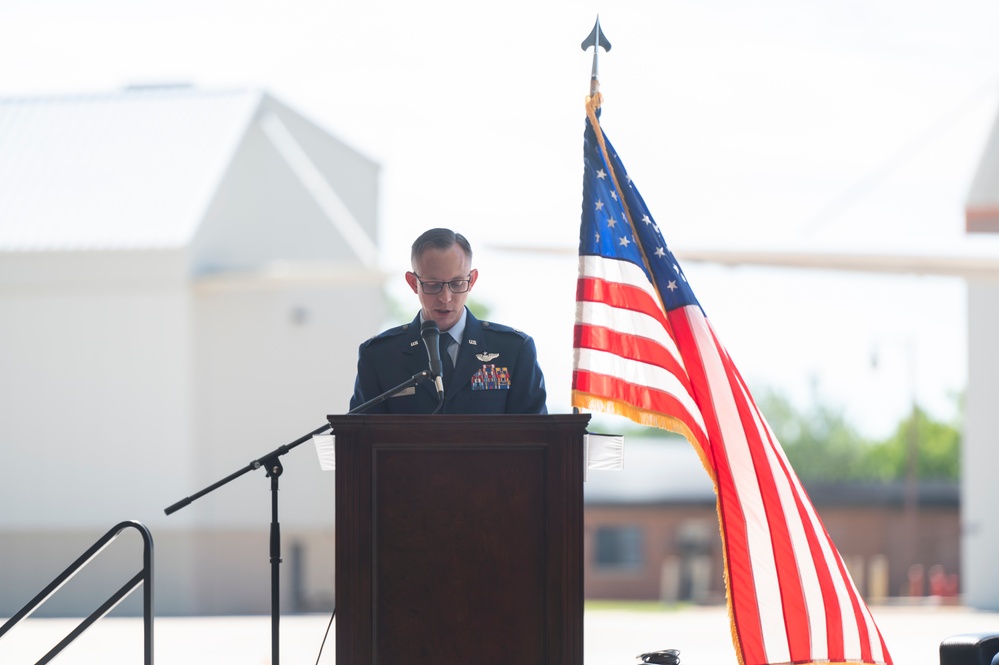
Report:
328,413,590,665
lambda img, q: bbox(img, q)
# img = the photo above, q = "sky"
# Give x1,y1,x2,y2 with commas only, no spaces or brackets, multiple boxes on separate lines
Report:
3,0,999,437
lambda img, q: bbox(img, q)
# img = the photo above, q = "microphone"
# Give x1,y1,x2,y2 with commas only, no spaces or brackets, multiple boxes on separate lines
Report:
420,319,445,399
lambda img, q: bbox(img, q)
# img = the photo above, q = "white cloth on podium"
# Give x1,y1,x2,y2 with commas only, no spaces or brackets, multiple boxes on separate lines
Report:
313,434,335,471
583,433,625,481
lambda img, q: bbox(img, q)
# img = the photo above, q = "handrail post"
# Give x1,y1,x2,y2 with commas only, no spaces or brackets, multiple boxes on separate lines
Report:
0,520,154,664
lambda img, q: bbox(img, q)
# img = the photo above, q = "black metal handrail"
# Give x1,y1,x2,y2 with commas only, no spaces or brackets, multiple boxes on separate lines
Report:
0,520,154,664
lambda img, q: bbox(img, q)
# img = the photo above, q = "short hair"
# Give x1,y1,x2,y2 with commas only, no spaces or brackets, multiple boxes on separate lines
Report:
410,228,473,265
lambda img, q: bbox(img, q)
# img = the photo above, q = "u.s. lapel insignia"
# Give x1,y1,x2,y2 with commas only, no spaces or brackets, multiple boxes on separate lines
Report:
476,352,499,362
410,340,420,347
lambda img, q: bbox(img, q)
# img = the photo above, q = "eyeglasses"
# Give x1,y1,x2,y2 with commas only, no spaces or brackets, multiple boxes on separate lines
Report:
414,274,472,294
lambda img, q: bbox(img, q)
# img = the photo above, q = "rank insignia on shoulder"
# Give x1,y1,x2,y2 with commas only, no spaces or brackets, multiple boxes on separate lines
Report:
476,352,499,362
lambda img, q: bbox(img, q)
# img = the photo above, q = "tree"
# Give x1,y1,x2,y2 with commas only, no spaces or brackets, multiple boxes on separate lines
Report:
589,386,961,483
756,388,961,483
756,388,872,483
863,405,961,481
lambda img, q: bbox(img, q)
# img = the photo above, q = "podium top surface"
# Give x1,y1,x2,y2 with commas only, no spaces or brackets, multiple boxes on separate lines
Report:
327,413,591,448
327,413,591,430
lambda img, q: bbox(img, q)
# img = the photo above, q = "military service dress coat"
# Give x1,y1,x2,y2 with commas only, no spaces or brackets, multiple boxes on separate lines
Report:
349,310,547,415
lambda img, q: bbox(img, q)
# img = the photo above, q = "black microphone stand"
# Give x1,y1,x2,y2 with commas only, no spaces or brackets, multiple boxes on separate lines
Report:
163,369,438,665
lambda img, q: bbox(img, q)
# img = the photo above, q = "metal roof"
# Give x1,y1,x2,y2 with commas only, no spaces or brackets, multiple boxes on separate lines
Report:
584,435,717,505
494,236,999,279
0,87,260,251
674,238,999,279
584,436,959,507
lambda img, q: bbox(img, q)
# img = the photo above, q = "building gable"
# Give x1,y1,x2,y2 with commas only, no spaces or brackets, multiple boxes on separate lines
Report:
0,87,380,274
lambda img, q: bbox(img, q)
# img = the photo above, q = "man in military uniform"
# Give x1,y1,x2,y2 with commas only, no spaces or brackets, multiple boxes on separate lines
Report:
349,228,547,414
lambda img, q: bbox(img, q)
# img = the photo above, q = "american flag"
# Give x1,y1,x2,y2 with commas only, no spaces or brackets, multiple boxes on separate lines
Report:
572,96,893,665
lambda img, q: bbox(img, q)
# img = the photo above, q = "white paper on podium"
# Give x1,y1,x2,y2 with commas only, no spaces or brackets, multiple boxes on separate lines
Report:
313,434,335,471
584,433,624,481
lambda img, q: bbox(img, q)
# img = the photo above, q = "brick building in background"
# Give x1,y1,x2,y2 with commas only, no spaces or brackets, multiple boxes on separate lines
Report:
583,437,959,604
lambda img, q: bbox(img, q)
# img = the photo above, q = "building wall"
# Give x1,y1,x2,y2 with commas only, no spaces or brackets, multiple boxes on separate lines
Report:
584,500,960,604
0,251,384,617
584,504,724,603
178,270,382,615
0,252,195,531
822,505,960,598
963,278,999,610
0,251,198,616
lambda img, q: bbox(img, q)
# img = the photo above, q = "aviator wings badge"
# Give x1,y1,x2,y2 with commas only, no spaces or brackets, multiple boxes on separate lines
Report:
476,352,500,362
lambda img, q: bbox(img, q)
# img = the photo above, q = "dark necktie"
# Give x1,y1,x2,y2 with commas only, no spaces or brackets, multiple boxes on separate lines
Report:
441,333,456,387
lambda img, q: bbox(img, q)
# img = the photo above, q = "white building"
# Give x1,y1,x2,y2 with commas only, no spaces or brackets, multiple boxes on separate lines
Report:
960,116,999,611
672,117,999,609
0,87,383,616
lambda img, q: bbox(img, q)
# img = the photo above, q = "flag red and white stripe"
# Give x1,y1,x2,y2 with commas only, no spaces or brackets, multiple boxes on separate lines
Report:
573,95,892,665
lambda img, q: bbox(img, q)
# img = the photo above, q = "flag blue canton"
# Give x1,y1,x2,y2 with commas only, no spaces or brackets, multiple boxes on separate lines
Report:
579,115,702,314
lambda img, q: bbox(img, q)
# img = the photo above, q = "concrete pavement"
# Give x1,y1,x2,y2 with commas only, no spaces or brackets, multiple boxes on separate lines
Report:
3,604,999,664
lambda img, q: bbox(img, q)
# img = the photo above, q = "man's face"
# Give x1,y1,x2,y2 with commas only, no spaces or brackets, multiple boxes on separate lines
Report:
405,244,478,332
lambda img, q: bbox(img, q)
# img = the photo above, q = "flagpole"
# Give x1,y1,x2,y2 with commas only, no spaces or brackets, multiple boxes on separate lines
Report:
581,15,611,97
580,20,670,317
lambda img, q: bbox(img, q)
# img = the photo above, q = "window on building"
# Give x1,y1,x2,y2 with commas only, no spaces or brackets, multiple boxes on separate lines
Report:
594,525,644,570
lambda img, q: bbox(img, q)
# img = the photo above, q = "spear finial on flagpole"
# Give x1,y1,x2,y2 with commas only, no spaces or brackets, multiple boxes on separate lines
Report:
581,15,612,97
